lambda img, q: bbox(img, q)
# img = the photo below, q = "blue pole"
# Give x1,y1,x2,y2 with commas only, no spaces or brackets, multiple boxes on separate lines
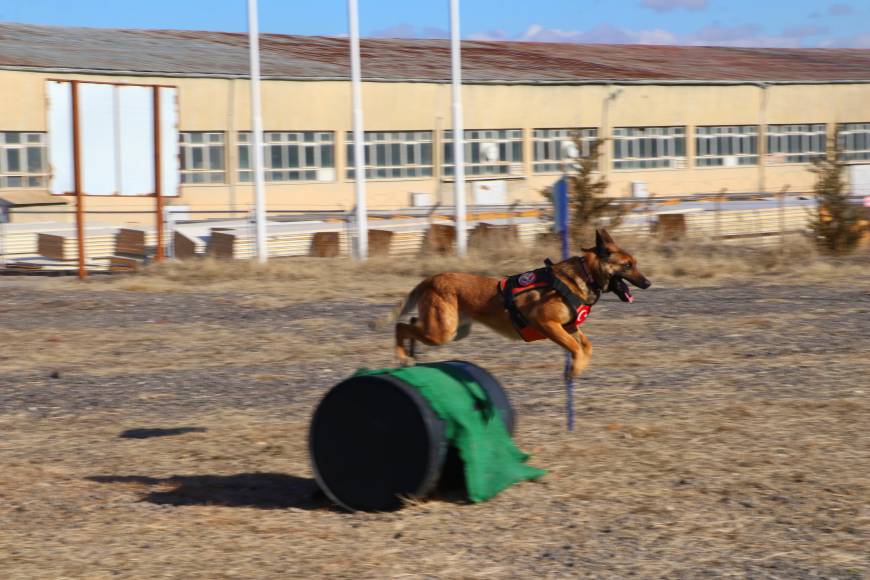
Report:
553,176,574,431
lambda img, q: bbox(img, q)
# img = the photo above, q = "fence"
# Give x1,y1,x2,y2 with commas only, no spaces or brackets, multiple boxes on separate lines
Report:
0,191,862,274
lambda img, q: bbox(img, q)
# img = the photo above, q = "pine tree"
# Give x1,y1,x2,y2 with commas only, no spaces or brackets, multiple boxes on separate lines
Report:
542,136,625,245
808,143,863,255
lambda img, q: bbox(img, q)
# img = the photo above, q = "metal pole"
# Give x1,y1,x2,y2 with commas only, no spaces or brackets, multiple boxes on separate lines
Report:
778,185,789,256
348,0,368,260
71,80,87,280
153,86,165,261
450,0,467,257
247,0,268,263
558,170,573,432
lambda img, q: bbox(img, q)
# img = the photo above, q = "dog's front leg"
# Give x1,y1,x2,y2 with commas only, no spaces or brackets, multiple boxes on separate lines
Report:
537,321,590,378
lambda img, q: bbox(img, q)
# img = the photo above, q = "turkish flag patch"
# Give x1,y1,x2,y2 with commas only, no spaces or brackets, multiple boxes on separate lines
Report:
575,305,591,326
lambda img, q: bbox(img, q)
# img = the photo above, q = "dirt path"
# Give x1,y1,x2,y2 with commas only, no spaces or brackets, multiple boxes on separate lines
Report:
1,275,868,578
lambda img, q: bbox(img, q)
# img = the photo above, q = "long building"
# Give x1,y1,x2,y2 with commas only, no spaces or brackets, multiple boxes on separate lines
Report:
1,22,870,222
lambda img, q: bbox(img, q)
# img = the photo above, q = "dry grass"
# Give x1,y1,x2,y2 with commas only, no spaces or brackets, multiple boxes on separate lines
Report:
75,236,870,305
1,242,869,578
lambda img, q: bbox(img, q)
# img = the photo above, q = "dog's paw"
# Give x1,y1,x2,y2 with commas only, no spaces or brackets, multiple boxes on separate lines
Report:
399,357,417,368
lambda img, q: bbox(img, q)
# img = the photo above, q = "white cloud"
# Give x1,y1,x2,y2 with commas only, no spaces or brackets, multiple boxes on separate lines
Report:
828,3,856,16
471,22,853,49
513,23,677,45
641,0,709,12
370,23,448,39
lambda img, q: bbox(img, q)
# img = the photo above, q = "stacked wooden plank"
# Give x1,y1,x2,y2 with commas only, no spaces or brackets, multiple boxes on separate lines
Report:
36,228,117,261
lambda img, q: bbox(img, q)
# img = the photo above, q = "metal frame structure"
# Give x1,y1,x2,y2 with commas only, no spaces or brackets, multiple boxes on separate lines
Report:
48,79,178,278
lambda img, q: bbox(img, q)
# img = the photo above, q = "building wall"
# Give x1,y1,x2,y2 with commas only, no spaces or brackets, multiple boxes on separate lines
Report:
1,69,869,225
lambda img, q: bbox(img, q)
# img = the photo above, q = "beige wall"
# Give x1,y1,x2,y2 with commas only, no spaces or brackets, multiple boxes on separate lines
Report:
1,69,869,224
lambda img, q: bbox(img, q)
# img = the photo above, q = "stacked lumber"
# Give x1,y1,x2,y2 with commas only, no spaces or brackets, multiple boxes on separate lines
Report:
310,232,340,257
469,222,518,250
36,228,116,261
424,223,455,254
115,228,147,257
368,230,394,257
173,231,198,259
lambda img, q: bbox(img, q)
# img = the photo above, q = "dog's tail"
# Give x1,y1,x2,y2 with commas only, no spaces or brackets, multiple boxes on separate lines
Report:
368,283,424,330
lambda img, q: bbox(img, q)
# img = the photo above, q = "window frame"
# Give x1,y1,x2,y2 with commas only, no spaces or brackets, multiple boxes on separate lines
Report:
766,124,826,164
532,128,598,173
695,125,759,168
238,131,336,183
442,128,524,178
838,123,870,162
345,130,433,180
0,132,49,189
612,126,686,170
179,131,227,185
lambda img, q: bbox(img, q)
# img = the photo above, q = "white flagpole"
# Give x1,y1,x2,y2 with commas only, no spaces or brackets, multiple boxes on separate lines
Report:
449,0,467,257
348,0,368,260
247,0,267,262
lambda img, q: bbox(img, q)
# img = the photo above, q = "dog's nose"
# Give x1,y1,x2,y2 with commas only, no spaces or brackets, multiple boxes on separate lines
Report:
639,278,651,289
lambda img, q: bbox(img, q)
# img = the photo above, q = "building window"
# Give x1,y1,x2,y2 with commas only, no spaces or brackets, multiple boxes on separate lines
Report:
838,123,870,162
613,127,686,170
239,131,335,182
533,128,598,173
180,132,226,184
345,131,432,179
695,125,758,167
443,129,523,177
0,132,47,188
766,124,826,164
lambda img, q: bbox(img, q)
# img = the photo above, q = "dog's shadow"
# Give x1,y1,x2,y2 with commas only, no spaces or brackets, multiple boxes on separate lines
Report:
86,472,331,510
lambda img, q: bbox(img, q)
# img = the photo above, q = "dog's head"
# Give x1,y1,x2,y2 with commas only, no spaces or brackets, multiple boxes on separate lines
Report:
589,229,651,303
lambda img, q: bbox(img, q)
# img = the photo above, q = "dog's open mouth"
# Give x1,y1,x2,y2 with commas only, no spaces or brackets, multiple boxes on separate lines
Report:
609,276,634,303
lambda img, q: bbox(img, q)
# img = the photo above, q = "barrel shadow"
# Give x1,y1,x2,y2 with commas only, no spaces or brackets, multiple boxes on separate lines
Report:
86,472,331,510
119,427,208,439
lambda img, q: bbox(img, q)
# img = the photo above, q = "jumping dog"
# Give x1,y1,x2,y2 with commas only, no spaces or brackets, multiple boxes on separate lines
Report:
389,229,651,378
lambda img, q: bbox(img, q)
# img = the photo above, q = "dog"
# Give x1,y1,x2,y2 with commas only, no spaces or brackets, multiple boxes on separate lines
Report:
387,229,650,378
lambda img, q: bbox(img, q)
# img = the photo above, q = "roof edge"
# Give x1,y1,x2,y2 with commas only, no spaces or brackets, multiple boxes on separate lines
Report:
4,65,870,86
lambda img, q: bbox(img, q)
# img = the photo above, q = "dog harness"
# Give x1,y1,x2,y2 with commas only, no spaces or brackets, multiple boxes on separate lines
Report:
499,258,593,342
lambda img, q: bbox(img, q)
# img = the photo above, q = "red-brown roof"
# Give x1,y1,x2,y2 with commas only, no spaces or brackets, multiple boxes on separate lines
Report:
1,22,869,83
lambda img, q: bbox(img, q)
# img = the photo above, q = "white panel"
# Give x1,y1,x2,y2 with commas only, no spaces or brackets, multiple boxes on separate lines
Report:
117,86,155,195
159,87,180,197
79,83,117,195
471,180,507,205
46,81,74,195
849,164,870,196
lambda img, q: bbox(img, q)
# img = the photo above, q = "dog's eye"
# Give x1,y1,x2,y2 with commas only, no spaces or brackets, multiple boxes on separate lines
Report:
622,263,632,269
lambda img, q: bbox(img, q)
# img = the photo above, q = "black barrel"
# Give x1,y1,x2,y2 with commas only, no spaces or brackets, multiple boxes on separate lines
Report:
308,361,513,512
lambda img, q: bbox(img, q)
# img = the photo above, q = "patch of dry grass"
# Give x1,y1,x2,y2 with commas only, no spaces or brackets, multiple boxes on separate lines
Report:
75,237,870,305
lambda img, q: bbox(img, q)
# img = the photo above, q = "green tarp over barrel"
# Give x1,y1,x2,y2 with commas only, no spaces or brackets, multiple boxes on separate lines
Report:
355,364,546,503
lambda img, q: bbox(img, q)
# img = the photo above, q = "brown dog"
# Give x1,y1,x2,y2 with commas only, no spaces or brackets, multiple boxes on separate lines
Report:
390,229,650,378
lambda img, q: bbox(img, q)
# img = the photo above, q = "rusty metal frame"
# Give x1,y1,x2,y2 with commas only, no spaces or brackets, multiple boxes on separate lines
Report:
70,80,86,279
50,79,178,275
153,86,165,261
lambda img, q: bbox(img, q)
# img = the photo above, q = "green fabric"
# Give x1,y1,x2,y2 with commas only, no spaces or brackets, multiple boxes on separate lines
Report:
355,365,546,503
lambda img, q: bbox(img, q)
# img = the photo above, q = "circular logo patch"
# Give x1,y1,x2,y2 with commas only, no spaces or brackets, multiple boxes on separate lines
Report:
517,271,537,286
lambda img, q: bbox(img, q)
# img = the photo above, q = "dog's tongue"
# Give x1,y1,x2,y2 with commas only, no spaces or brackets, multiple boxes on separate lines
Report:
618,278,634,303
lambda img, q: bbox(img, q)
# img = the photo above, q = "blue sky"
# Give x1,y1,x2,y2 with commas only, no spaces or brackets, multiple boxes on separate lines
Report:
2,0,868,48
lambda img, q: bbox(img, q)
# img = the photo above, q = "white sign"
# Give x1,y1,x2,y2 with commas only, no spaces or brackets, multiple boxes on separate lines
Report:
471,180,507,205
47,81,179,197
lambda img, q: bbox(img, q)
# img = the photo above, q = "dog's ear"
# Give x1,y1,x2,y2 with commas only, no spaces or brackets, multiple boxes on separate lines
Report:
596,228,616,247
595,229,613,257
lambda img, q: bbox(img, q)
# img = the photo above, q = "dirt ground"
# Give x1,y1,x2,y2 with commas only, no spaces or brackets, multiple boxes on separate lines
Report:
1,245,869,579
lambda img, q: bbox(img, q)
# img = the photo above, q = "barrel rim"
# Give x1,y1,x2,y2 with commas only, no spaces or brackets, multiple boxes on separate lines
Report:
308,373,448,512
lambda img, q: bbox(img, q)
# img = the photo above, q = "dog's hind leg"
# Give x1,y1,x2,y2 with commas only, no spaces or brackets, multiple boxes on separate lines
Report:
408,317,418,359
394,295,458,365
